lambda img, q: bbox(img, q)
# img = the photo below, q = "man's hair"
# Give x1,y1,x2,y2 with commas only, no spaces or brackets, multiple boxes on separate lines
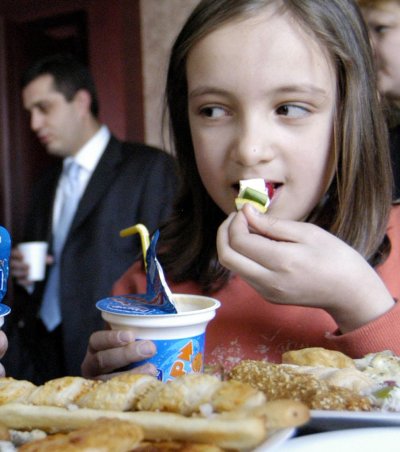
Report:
21,54,99,117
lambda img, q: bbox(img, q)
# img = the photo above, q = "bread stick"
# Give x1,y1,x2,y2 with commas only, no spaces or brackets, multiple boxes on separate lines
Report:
0,403,267,450
252,399,310,429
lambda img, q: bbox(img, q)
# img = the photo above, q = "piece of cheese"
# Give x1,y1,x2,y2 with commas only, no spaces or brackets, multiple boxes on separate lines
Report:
235,179,271,213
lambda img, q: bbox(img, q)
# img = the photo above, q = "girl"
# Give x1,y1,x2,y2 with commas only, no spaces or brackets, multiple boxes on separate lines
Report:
82,0,400,379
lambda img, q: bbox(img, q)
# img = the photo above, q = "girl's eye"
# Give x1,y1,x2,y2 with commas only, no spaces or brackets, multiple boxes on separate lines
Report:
199,106,227,118
276,104,309,118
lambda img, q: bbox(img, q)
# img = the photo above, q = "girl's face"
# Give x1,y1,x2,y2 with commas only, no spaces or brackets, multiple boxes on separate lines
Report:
361,1,400,100
187,7,337,220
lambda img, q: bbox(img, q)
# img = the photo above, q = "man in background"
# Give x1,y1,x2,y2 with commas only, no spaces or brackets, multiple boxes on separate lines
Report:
5,54,177,384
358,0,400,201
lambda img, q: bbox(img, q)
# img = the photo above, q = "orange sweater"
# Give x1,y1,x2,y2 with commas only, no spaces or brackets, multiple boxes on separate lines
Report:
112,205,400,374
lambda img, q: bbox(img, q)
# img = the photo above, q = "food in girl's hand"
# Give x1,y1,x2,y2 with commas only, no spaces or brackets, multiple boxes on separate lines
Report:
235,179,274,213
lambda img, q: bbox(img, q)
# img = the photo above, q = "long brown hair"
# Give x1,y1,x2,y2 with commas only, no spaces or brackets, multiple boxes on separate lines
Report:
158,0,392,292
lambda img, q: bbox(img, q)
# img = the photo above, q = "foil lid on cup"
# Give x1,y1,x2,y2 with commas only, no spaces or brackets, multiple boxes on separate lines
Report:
97,230,177,316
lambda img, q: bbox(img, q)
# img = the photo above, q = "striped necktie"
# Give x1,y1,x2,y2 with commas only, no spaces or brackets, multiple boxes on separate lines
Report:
40,161,81,331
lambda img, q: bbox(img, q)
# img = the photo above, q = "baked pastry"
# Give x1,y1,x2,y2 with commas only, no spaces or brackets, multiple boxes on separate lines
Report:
0,373,310,450
282,347,356,369
229,360,372,411
18,418,144,452
0,377,37,405
136,374,265,415
75,373,158,411
29,376,99,408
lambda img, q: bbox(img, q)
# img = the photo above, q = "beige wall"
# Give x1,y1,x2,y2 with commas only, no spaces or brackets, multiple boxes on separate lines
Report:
140,0,200,150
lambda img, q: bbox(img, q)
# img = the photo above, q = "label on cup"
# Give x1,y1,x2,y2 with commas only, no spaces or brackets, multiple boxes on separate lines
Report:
132,333,205,382
0,226,11,303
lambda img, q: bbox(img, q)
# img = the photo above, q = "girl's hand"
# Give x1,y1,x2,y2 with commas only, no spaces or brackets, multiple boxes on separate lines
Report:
217,204,394,333
81,330,158,381
0,330,8,377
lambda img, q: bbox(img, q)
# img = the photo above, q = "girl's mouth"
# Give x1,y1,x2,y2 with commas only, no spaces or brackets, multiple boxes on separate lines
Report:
232,180,281,200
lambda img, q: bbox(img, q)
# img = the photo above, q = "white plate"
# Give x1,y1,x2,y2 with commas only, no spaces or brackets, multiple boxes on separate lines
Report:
276,427,400,451
307,409,400,430
253,428,296,451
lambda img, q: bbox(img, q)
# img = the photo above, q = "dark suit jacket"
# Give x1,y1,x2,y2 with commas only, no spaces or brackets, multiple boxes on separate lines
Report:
5,136,177,383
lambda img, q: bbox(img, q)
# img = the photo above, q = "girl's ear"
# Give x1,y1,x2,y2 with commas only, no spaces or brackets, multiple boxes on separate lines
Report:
73,89,92,115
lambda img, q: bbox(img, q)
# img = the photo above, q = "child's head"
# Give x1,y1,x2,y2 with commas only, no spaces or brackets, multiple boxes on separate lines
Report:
358,0,400,102
161,0,392,289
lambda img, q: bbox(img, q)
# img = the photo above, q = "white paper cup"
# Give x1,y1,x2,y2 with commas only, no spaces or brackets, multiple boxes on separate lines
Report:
17,241,48,281
96,294,220,381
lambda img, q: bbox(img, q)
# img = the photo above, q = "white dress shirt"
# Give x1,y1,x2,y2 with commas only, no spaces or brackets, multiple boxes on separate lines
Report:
52,125,111,232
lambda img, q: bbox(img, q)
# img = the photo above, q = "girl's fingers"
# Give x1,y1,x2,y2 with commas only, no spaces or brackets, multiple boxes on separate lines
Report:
86,330,136,353
81,330,157,378
95,363,158,382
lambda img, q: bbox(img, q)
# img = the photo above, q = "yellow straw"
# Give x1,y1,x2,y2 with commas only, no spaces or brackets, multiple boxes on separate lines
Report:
120,223,150,268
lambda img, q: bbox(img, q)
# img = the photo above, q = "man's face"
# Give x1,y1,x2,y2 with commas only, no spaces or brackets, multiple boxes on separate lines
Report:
361,1,400,101
22,74,84,157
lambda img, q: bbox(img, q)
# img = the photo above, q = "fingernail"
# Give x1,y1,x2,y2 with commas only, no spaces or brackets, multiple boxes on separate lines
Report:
139,363,158,376
249,204,261,215
117,331,135,344
137,340,155,357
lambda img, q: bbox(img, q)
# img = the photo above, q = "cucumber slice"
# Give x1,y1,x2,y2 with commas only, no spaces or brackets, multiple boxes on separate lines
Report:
241,187,268,206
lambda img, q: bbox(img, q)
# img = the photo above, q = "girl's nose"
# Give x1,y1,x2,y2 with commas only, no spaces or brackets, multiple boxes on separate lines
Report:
232,116,274,166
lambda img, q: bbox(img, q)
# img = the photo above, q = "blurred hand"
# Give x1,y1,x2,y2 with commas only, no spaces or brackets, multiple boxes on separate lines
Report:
10,247,53,286
81,329,158,381
217,204,394,332
0,330,8,377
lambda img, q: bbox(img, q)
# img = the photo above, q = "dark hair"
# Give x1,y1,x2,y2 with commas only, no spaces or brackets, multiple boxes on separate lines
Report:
158,0,392,293
21,54,99,117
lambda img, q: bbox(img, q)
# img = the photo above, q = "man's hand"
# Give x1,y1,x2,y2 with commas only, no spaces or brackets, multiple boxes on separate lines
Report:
0,330,8,377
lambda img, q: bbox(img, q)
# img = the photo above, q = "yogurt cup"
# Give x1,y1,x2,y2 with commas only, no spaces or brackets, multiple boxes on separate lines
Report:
96,293,220,382
0,304,11,328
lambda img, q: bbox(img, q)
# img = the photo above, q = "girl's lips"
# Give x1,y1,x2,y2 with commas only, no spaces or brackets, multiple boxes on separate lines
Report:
232,181,282,199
